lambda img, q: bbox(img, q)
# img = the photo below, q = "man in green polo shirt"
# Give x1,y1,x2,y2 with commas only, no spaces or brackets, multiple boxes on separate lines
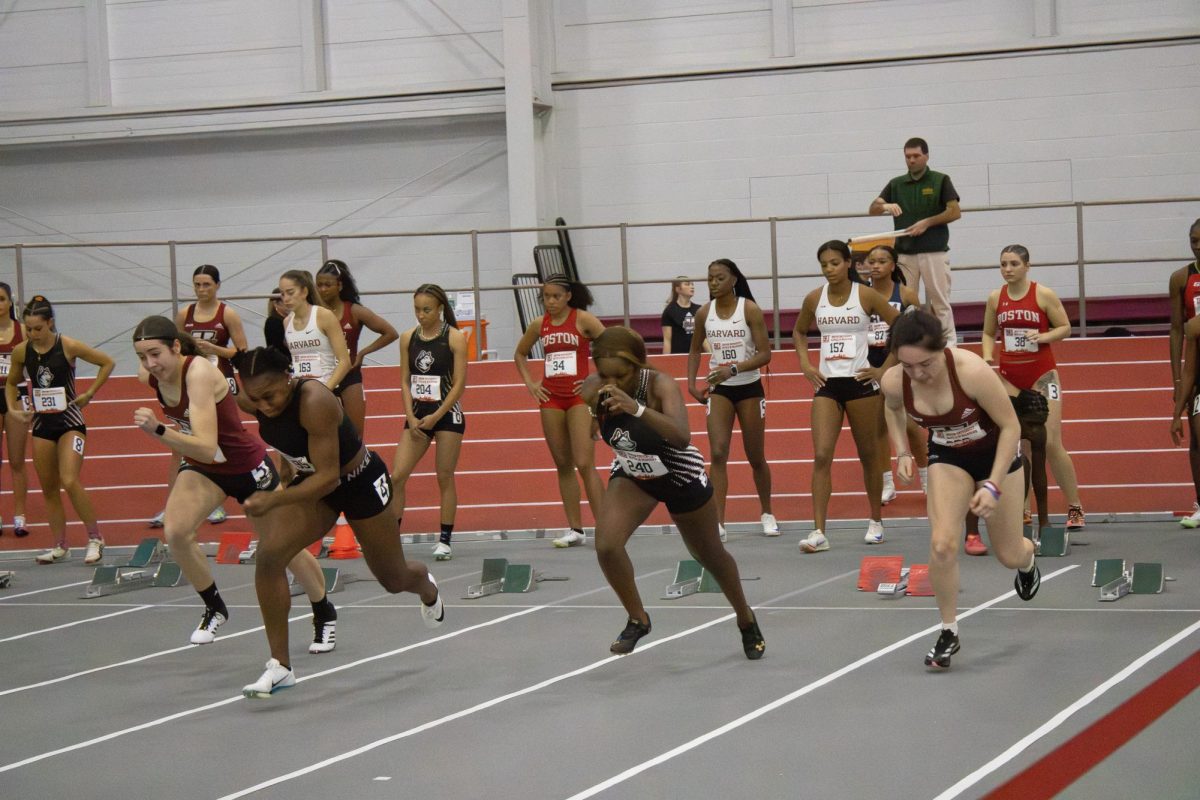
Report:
869,137,962,343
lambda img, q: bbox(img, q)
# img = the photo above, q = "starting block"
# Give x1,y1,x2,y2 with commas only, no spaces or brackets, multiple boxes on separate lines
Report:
1097,560,1170,601
858,555,905,593
216,532,254,564
82,537,179,598
1035,526,1069,557
464,558,568,599
663,559,723,599
906,564,934,597
0,571,13,589
288,566,344,597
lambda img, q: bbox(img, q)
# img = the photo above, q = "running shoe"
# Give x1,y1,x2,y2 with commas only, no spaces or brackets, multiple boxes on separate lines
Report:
309,618,336,654
242,658,295,699
84,539,104,565
881,472,897,505
799,531,829,553
552,529,586,548
190,607,227,645
964,532,988,556
432,542,453,561
761,513,780,537
925,628,960,669
35,546,69,564
1014,561,1041,601
718,524,728,543
13,521,29,538
863,520,885,545
610,616,651,655
148,510,165,529
420,573,445,629
206,507,227,524
1065,505,1086,530
739,617,765,660
1181,502,1200,529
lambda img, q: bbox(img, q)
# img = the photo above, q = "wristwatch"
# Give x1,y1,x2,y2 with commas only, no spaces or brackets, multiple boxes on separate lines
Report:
729,364,739,377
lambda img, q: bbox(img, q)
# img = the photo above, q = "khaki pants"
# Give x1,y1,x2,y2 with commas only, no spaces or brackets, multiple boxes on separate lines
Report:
898,251,956,344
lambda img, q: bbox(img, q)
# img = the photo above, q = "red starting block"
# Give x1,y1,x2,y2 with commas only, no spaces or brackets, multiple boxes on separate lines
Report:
216,531,254,564
906,564,934,596
858,555,905,592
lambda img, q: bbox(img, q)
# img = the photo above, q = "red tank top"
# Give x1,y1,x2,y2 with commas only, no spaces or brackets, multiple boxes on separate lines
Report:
1182,263,1200,321
183,303,234,378
539,308,590,397
995,282,1056,377
338,302,361,364
903,350,998,453
0,321,23,383
151,356,266,474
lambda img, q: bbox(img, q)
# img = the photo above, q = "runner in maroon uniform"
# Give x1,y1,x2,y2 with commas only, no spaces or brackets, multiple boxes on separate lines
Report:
315,259,399,437
1168,218,1200,526
0,282,31,537
132,316,334,649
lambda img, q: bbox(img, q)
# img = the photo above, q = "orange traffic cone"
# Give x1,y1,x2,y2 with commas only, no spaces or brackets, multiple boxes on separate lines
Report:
328,523,360,559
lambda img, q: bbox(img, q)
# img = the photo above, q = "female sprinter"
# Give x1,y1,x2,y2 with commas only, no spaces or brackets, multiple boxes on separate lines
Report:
0,282,31,537
234,343,443,698
660,276,702,355
687,259,776,540
131,316,333,647
514,275,606,548
147,264,248,528
882,311,1040,669
863,245,928,505
315,259,399,436
5,296,113,564
583,327,764,658
1171,311,1200,472
793,241,898,552
981,245,1084,531
392,284,467,561
279,269,351,391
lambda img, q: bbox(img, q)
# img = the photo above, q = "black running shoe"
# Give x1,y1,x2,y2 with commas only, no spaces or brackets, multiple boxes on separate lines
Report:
740,617,765,660
1014,561,1041,601
924,628,960,669
610,616,651,654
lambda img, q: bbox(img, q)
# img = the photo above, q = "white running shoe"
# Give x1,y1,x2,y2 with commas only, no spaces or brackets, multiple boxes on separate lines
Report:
309,618,336,654
190,607,227,645
761,513,780,537
864,520,885,544
799,531,829,553
84,539,105,565
207,507,227,524
1181,503,1200,529
148,510,166,528
421,574,445,629
35,546,69,564
242,658,295,699
881,472,897,505
553,529,586,548
719,524,728,543
432,542,453,561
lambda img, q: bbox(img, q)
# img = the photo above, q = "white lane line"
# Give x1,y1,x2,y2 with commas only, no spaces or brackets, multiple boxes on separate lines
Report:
0,580,92,601
0,606,151,643
560,565,1079,800
933,617,1200,800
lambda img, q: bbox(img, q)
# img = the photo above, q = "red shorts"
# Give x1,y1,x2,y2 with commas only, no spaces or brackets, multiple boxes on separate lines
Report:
999,357,1054,391
540,393,585,412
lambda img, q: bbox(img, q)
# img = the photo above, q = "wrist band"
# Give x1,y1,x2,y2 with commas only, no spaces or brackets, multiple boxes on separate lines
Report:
154,423,166,437
633,403,646,418
897,452,913,460
981,480,1001,500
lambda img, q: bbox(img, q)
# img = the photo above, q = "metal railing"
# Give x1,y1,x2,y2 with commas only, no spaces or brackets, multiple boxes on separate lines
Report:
2,196,1197,350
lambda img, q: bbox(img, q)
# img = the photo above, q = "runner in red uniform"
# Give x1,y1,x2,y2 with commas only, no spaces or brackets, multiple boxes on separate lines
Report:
1168,218,1200,526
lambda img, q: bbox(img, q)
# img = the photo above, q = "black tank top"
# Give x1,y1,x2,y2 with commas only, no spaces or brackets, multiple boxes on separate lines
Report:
25,335,84,427
599,369,706,486
255,379,361,474
407,323,456,406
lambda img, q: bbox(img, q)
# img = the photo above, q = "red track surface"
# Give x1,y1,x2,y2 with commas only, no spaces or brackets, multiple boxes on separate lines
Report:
0,336,1186,549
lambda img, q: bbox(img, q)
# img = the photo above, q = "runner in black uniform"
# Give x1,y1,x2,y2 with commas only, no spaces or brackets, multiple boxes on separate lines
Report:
582,327,764,659
392,284,467,561
5,296,113,565
233,342,444,698
0,281,31,538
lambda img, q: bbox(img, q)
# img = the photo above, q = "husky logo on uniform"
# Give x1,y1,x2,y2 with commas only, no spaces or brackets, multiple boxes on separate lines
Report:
36,365,53,388
609,428,636,451
416,350,435,373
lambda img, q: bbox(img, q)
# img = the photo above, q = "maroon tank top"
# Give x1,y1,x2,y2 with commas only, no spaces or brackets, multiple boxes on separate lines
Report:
903,349,998,453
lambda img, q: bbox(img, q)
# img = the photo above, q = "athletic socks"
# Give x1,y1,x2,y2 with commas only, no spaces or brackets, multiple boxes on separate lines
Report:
439,524,454,546
943,621,959,635
311,594,337,622
198,582,229,618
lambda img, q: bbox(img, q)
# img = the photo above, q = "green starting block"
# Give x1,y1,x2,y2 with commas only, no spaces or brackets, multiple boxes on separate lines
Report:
663,560,722,599
1034,526,1069,556
83,537,181,598
463,558,567,599
288,566,343,596
1098,560,1170,601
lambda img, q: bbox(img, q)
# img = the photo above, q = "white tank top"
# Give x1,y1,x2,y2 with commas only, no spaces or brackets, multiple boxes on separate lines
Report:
705,296,759,387
816,283,871,378
285,306,338,383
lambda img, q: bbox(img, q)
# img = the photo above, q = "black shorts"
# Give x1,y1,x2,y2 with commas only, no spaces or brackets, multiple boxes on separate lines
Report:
333,367,363,396
815,376,879,407
32,417,86,443
709,378,764,407
290,450,393,521
405,402,466,437
927,443,1023,483
867,345,889,369
180,457,279,504
610,469,713,515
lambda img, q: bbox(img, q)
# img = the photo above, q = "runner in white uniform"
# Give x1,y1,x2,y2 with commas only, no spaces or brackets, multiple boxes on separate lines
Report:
278,269,350,391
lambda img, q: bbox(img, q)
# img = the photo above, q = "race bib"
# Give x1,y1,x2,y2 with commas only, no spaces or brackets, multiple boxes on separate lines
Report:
410,374,442,403
931,421,988,448
293,353,321,377
0,356,9,378
1004,328,1039,354
614,451,669,479
868,321,890,348
821,333,857,362
709,340,745,367
546,351,577,377
32,386,67,413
